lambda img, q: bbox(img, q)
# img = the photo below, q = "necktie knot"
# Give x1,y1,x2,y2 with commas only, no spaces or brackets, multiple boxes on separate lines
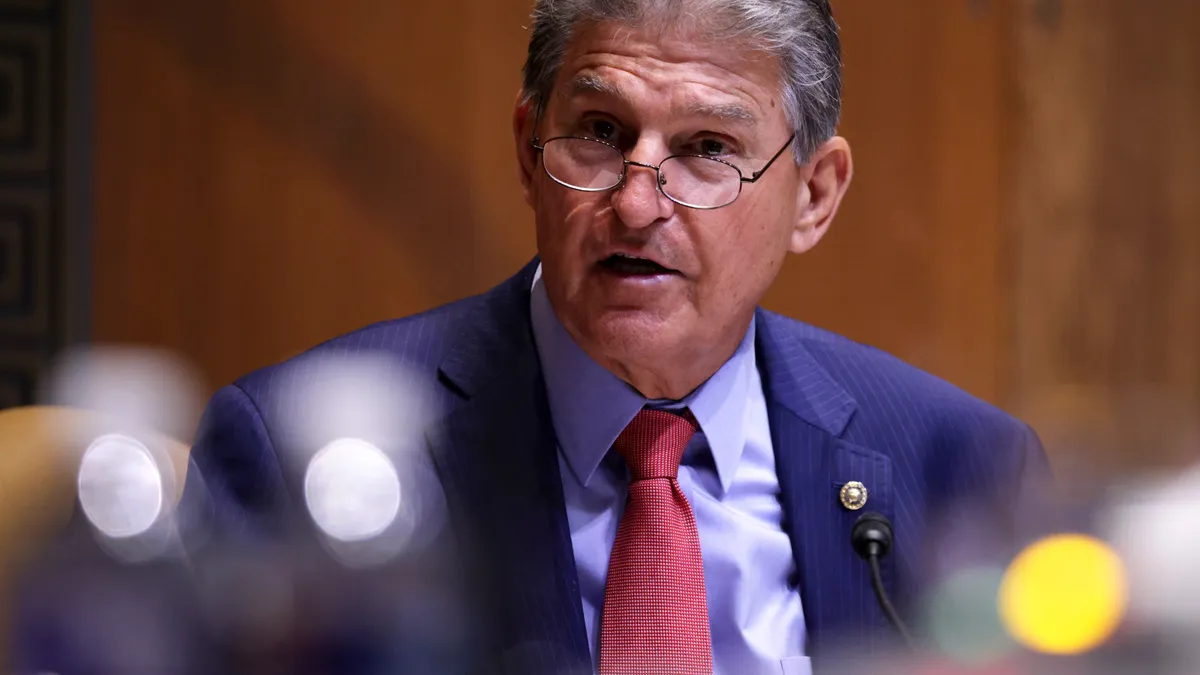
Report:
613,408,698,481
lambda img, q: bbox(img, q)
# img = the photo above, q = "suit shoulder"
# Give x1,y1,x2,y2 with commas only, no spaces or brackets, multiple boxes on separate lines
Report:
758,310,1046,516
759,310,1028,435
232,291,487,402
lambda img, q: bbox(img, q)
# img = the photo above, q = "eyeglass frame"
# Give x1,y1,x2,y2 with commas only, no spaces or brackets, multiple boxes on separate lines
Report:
529,132,798,210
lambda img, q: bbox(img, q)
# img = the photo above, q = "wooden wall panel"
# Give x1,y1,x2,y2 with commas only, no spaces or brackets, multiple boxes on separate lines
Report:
93,0,536,389
93,0,1200,471
763,0,1010,405
96,0,1019,406
1010,0,1200,470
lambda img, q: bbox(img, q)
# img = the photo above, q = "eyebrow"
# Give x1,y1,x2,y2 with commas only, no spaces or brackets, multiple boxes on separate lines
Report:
682,100,758,125
564,74,760,126
566,73,624,100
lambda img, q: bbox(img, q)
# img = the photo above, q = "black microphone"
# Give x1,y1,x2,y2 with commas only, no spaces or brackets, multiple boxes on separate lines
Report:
851,512,915,648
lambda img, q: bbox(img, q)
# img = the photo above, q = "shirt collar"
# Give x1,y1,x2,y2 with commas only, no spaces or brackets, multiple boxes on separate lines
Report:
529,265,753,496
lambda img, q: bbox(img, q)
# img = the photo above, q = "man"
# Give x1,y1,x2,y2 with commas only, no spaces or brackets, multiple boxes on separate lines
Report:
186,1,1048,674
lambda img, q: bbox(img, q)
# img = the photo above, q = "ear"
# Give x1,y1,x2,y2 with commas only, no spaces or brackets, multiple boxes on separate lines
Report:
789,136,853,254
513,92,540,209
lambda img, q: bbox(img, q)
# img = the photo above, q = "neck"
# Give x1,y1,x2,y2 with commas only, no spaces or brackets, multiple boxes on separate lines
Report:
618,367,708,401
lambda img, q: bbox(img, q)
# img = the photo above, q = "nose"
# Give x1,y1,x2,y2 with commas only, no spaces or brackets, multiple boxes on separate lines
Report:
611,149,675,229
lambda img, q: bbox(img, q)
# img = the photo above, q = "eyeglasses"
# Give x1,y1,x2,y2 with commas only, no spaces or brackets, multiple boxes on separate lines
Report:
530,133,797,210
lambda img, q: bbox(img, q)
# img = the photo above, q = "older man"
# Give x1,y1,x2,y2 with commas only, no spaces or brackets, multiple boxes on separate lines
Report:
184,1,1047,674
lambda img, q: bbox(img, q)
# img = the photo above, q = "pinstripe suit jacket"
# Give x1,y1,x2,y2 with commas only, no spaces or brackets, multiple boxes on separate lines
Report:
186,258,1047,674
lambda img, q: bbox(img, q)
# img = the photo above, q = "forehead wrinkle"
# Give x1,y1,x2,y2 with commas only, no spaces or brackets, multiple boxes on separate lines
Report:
559,21,781,104
564,72,761,127
681,98,758,126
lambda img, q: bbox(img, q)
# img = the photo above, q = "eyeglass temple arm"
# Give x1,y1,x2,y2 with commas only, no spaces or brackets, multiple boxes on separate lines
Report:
742,134,798,183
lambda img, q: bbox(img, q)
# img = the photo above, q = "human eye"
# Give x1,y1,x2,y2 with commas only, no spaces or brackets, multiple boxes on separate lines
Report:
575,116,627,144
682,135,741,159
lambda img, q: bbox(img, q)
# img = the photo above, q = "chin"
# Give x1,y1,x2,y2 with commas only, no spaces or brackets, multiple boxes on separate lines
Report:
581,310,687,362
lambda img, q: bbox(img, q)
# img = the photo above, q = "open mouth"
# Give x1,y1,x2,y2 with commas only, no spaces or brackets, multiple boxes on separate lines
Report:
597,253,677,276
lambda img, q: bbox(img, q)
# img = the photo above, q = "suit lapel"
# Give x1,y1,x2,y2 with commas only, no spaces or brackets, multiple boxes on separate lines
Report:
756,310,898,666
430,261,590,674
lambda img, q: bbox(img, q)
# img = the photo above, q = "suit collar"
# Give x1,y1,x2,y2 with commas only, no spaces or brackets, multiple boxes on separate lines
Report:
437,257,542,399
754,308,858,435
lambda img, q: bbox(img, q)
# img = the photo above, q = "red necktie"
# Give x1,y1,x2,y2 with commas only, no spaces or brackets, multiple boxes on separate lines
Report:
599,408,713,675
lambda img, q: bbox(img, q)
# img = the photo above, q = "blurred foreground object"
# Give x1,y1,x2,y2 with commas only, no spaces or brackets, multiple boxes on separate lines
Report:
998,534,1128,655
41,345,205,446
0,404,192,673
11,347,480,675
0,403,191,543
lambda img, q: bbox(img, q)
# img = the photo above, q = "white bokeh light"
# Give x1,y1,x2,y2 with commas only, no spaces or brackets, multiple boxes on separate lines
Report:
44,346,203,445
1105,464,1200,631
279,353,434,458
304,438,401,542
77,434,165,539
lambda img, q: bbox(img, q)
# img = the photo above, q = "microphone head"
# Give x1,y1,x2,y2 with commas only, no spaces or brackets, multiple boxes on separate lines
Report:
851,511,894,560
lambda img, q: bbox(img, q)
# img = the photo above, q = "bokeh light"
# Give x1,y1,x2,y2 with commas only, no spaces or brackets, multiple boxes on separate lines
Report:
923,565,1014,665
77,433,165,539
279,352,436,460
304,437,401,542
1104,465,1200,633
999,534,1127,655
43,346,204,445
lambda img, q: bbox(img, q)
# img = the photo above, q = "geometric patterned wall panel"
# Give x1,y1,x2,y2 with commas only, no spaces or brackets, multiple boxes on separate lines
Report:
0,188,52,336
0,22,52,173
0,0,65,409
0,348,41,408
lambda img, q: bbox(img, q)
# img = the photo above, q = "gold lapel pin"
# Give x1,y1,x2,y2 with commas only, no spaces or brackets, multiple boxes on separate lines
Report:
839,481,868,510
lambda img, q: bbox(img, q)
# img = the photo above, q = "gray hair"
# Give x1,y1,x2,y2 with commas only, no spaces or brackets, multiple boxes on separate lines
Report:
521,0,842,163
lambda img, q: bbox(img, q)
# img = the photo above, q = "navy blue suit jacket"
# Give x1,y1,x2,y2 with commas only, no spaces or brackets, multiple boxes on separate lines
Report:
186,259,1048,674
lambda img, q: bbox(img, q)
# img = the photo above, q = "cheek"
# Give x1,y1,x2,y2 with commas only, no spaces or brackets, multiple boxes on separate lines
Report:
535,188,574,247
535,191,604,271
695,204,790,303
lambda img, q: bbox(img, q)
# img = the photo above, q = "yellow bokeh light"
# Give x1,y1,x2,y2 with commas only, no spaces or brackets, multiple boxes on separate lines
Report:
998,534,1127,655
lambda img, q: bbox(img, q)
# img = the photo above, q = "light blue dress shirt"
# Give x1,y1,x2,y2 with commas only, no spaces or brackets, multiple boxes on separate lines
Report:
529,268,810,675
